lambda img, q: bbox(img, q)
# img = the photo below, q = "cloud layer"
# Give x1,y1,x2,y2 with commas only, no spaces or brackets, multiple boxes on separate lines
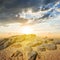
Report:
0,0,59,24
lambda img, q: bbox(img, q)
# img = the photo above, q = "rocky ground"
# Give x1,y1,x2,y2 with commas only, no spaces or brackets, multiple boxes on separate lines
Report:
0,34,60,60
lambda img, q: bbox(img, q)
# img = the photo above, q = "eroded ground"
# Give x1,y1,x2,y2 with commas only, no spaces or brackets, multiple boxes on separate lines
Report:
0,34,60,60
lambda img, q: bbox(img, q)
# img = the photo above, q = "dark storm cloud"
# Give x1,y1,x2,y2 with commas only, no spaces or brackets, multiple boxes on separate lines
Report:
0,0,58,24
0,0,58,12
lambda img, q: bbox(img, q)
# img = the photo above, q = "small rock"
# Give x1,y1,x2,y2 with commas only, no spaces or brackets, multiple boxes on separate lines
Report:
37,45,46,52
28,51,37,60
11,51,23,60
0,39,16,50
45,43,57,50
11,51,23,57
53,40,60,44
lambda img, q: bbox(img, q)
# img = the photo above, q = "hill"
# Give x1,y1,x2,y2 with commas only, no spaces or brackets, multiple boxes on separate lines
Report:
0,34,60,60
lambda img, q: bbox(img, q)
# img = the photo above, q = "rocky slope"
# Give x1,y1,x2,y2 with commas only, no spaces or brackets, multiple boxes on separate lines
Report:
0,34,60,60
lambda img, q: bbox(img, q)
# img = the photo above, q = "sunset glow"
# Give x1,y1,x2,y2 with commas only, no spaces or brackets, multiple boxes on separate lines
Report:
21,26,33,34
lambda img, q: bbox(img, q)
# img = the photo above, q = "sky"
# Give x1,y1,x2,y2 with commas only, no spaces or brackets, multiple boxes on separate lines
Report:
0,0,60,35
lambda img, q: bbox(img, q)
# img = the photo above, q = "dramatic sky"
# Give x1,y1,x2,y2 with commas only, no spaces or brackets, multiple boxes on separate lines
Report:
0,0,60,34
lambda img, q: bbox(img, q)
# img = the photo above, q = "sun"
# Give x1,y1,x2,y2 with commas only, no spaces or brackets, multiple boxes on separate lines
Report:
21,26,33,34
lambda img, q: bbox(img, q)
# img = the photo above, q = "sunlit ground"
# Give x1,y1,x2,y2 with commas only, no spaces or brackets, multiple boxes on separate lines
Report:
0,24,60,60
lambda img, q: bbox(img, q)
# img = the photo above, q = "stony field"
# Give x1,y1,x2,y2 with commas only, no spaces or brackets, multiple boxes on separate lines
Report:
0,34,60,60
